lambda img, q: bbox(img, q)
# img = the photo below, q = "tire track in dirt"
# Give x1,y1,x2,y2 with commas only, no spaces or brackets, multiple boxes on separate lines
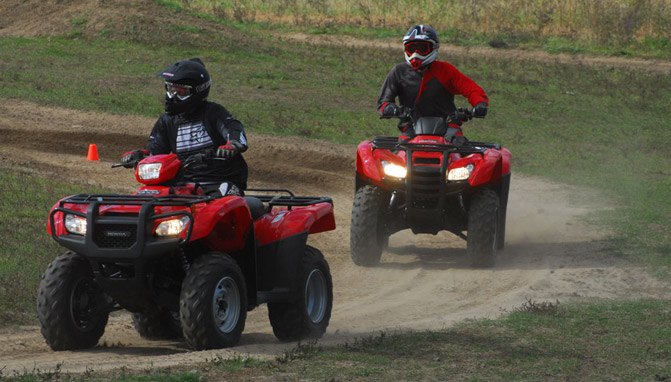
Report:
1,100,670,374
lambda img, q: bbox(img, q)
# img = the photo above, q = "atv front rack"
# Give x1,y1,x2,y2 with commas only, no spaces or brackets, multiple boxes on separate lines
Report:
49,194,211,259
372,136,501,153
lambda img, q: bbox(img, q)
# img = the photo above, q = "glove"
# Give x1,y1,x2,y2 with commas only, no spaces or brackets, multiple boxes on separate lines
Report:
451,135,468,146
473,102,488,118
120,149,148,168
383,103,407,117
216,140,245,159
183,151,212,171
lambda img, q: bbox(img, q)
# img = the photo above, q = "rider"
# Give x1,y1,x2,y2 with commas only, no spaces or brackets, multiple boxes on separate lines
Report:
377,24,489,143
121,58,249,196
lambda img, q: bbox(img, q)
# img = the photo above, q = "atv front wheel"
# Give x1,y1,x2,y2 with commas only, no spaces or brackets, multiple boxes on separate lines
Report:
350,185,389,266
467,189,500,268
37,251,110,350
180,253,247,350
268,246,333,341
132,308,182,340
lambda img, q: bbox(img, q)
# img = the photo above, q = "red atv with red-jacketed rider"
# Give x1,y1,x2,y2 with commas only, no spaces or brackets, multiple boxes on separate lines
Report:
39,152,335,351
351,108,511,267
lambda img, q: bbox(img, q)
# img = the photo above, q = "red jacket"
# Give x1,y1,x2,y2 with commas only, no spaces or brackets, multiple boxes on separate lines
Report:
377,60,488,120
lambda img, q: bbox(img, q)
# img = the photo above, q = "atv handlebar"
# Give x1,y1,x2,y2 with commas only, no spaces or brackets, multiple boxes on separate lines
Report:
112,150,228,169
380,106,479,125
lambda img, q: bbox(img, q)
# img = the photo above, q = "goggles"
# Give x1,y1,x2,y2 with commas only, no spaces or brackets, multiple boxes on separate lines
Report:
404,41,433,56
165,82,193,100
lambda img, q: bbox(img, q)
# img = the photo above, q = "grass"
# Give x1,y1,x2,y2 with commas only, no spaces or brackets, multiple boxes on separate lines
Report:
165,0,671,59
2,299,668,381
0,169,104,324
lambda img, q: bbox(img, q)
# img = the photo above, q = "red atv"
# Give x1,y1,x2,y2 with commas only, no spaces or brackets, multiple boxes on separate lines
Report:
351,108,511,267
39,152,335,350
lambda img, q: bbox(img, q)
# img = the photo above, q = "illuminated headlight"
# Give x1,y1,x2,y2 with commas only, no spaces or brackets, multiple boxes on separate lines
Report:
155,216,190,237
447,164,475,181
382,161,407,179
65,214,87,235
138,163,162,180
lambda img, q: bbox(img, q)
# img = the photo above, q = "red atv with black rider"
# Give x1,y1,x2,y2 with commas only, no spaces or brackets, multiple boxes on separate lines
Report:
351,108,511,267
39,152,335,350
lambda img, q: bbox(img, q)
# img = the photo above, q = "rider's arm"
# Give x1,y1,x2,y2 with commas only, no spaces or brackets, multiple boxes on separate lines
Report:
214,107,248,153
441,62,489,107
147,116,172,155
377,67,402,116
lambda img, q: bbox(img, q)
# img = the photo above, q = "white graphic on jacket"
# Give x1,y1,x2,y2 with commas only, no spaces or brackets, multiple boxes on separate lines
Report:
175,121,213,158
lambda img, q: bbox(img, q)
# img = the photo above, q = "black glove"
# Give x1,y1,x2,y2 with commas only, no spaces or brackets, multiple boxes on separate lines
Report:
383,103,407,117
183,151,212,171
451,135,468,146
473,102,488,118
216,140,245,159
120,149,148,168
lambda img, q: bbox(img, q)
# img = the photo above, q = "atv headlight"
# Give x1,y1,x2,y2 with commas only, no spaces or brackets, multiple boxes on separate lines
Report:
138,163,162,180
65,214,87,235
155,216,190,237
382,161,407,179
447,164,474,181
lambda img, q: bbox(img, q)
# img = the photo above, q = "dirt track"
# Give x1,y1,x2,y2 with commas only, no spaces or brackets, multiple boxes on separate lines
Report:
1,99,670,374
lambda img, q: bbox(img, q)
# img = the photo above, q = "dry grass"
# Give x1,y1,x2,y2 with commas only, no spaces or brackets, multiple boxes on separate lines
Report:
179,0,670,45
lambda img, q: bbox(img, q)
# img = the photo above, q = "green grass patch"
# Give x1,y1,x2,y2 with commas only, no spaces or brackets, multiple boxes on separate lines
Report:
7,300,667,381
0,169,104,324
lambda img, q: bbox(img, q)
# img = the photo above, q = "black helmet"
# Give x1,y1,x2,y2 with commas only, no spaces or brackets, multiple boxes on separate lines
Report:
402,25,440,70
160,58,211,116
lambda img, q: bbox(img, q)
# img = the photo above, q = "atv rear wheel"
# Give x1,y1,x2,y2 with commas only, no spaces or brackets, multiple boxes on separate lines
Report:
180,253,247,350
467,189,500,268
350,185,389,266
37,251,110,350
268,246,333,341
132,308,182,340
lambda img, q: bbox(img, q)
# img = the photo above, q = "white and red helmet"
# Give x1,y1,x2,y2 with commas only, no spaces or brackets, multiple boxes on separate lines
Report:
403,25,440,70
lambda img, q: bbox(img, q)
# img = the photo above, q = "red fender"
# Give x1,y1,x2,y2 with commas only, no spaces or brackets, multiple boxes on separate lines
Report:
254,202,335,246
356,141,385,188
467,149,503,187
190,196,253,252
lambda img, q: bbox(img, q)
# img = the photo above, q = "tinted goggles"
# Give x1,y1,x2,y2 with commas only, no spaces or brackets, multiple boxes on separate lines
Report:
404,41,433,56
165,82,193,100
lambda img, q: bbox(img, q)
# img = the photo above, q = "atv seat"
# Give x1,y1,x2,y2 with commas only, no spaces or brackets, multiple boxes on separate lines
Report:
245,197,267,220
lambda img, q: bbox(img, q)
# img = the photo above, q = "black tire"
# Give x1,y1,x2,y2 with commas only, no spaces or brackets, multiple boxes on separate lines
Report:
180,252,247,350
496,204,507,250
37,252,109,350
132,308,182,340
268,246,333,342
467,189,499,268
350,185,389,266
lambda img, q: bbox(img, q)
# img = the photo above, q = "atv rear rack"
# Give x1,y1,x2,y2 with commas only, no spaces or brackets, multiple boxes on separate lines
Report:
246,188,333,210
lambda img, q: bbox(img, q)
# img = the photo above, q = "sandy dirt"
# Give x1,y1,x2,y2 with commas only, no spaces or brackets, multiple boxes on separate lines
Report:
1,99,670,375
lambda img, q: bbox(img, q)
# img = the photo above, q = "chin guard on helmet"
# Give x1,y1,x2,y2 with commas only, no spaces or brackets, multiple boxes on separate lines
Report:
403,24,440,70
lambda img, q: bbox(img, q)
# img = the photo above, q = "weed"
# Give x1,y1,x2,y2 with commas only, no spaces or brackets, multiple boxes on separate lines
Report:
275,339,321,364
513,298,561,316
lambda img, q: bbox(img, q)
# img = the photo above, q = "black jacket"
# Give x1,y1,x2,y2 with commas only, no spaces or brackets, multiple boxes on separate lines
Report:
147,101,249,189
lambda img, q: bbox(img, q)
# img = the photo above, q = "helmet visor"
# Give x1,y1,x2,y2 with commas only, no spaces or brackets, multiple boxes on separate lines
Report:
165,82,193,101
404,41,433,56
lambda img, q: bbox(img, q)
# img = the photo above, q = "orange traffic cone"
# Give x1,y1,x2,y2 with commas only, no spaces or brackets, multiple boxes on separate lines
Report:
87,144,100,161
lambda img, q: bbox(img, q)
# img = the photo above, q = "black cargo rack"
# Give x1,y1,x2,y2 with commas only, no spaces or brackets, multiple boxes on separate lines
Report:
59,193,213,207
372,136,500,153
245,188,332,210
